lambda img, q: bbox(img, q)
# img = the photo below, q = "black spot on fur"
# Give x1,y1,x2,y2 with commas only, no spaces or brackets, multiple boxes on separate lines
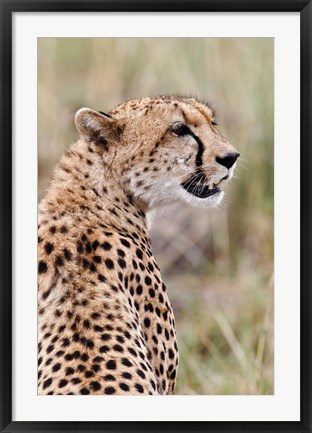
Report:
38,261,48,273
136,248,143,260
113,344,123,352
46,345,54,354
93,255,101,263
105,259,114,270
63,248,72,261
104,386,116,395
55,255,64,267
136,285,143,295
121,358,133,367
98,274,106,283
90,381,101,391
118,258,126,269
80,388,90,395
137,369,146,380
103,374,116,381
120,238,130,248
52,363,61,373
106,360,116,370
71,377,82,385
144,317,151,328
92,364,101,373
119,382,130,392
44,242,54,255
42,290,51,300
43,378,52,389
145,276,152,285
101,242,112,251
134,383,144,393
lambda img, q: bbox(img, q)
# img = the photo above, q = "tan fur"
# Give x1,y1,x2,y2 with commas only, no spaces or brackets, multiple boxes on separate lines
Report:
38,95,238,395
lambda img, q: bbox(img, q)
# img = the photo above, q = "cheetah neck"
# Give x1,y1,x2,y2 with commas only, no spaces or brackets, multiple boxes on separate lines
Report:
40,139,148,235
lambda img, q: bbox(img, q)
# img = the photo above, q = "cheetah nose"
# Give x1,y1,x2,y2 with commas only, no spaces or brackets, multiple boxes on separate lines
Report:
215,152,240,169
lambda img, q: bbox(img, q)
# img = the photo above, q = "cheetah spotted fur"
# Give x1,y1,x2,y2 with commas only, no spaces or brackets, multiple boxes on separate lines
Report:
38,95,239,395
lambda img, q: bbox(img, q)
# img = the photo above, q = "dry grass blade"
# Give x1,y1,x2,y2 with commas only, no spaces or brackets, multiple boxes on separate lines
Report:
213,309,257,393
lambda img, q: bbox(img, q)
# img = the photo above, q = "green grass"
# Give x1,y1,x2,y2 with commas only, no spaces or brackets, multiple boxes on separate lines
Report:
38,37,274,394
170,272,274,395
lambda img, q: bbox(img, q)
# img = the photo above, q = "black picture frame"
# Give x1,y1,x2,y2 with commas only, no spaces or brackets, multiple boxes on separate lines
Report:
1,1,311,432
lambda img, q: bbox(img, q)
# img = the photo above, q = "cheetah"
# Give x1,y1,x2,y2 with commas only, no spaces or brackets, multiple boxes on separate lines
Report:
38,95,239,395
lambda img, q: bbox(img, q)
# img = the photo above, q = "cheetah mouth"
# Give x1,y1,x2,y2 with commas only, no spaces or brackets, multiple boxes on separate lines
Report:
181,181,221,199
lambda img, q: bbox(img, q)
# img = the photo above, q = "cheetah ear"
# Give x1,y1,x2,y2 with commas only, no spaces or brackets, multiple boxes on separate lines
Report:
75,108,122,148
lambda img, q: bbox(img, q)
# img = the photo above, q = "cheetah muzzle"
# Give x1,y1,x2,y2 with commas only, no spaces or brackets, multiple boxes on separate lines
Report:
38,95,239,396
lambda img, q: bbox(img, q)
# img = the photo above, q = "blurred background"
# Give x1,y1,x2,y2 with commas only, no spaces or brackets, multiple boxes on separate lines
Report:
38,38,274,395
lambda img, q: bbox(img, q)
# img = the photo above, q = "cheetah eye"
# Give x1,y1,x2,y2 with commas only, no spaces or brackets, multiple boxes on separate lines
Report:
171,123,192,136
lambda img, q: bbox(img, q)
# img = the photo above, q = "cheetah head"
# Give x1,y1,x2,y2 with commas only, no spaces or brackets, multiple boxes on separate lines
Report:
75,96,239,210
